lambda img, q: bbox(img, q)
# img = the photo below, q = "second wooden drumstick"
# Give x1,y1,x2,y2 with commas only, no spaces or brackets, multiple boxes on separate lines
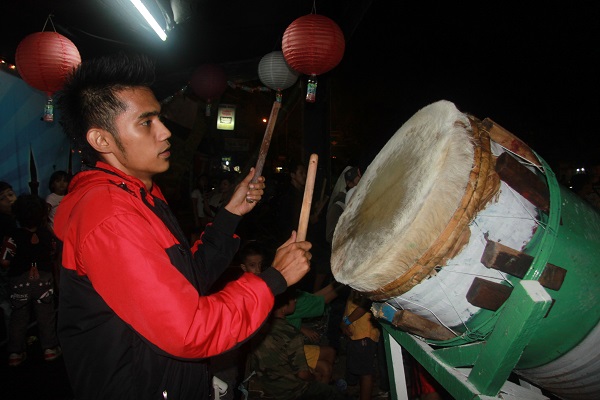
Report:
296,154,318,242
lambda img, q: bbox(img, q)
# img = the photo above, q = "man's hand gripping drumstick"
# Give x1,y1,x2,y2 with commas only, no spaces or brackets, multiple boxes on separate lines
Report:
271,154,319,286
224,168,265,216
228,100,281,212
270,154,318,287
224,167,310,287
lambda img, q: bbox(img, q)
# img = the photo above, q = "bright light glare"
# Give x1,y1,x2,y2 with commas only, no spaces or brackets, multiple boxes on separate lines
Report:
129,0,167,41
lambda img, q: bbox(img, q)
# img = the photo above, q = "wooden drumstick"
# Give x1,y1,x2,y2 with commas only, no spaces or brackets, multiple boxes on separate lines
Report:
296,154,318,242
251,101,281,183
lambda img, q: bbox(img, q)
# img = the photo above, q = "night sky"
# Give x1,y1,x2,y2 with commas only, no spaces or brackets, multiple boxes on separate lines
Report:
334,2,600,170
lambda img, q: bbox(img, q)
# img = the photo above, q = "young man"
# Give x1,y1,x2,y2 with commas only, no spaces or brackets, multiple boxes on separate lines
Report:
54,53,311,400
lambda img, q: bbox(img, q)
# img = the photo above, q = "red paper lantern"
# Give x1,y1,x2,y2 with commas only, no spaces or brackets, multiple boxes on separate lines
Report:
282,14,345,76
15,32,81,97
189,64,228,115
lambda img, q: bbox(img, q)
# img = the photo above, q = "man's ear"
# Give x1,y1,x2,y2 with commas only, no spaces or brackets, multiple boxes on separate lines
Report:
240,264,248,272
87,129,112,153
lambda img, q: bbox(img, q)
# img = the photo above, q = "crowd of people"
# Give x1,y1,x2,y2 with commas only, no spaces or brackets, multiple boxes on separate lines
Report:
1,172,69,368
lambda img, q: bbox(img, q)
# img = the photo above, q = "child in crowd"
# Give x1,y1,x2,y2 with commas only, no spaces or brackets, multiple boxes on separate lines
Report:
239,240,340,384
206,174,236,219
45,170,70,234
247,289,345,399
341,289,380,400
45,171,69,288
190,173,210,229
3,195,61,366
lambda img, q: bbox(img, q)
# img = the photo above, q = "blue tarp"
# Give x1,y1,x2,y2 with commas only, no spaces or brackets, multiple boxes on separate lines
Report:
0,69,81,198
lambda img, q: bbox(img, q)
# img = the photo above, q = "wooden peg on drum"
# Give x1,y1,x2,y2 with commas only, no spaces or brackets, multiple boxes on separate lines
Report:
246,100,282,203
296,154,318,242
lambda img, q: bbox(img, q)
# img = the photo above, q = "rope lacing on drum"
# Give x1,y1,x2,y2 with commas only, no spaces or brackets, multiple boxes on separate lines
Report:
493,143,546,175
504,185,548,231
386,297,460,337
467,183,546,236
437,266,514,287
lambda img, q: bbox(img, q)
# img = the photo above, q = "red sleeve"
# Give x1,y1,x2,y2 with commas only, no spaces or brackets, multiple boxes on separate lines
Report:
78,212,274,359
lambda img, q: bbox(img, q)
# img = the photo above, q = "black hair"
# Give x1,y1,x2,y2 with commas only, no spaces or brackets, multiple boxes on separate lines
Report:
239,240,266,263
12,194,46,229
287,159,304,175
219,173,236,185
56,52,156,165
48,170,70,191
0,181,12,193
273,288,296,311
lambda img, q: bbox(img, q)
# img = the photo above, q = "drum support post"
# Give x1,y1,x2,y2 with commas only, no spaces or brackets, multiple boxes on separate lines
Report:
376,280,552,399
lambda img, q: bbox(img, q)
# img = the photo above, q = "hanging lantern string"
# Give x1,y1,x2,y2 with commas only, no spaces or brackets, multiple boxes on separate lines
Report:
160,85,189,105
227,81,270,93
311,0,317,14
160,81,273,105
42,14,58,33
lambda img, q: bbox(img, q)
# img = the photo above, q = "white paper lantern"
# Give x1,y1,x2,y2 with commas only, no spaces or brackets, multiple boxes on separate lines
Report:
258,51,299,91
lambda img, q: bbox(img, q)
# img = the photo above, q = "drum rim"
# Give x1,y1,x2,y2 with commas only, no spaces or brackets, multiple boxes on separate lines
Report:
364,116,501,300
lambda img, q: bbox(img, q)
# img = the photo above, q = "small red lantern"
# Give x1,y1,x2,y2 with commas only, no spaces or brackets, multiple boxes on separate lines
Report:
282,14,345,103
16,32,81,121
189,64,228,116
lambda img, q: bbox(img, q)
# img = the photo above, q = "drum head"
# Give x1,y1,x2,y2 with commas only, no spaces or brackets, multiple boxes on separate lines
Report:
331,100,476,296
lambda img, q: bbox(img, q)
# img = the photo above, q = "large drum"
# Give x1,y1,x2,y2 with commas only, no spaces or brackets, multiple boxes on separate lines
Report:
331,100,600,399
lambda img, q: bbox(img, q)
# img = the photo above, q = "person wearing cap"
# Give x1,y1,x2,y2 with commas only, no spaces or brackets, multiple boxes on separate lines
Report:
325,167,361,244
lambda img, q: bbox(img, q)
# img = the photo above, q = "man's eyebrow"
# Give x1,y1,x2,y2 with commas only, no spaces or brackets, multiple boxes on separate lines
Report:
137,110,161,119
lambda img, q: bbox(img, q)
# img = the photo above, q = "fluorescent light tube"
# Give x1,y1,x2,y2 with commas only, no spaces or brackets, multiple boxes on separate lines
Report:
129,0,167,41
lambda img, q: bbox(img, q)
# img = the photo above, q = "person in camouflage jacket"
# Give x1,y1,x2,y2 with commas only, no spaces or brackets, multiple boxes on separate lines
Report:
248,290,345,400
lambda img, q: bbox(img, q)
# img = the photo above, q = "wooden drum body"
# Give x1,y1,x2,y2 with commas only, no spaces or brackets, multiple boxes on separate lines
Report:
331,100,600,399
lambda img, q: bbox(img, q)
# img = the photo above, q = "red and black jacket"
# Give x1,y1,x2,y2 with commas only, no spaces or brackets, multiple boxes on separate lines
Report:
55,162,285,399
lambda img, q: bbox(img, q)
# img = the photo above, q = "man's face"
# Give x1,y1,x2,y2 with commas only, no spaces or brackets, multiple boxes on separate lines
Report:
109,87,172,185
241,254,264,275
347,175,361,189
218,179,231,193
291,165,307,188
0,188,16,215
